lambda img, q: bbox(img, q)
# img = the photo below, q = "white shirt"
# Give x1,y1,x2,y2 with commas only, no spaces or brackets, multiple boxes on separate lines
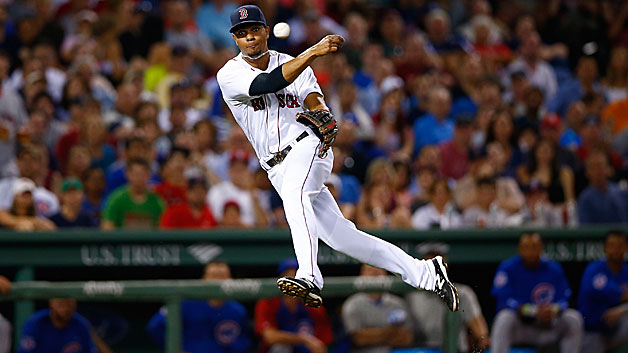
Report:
506,57,558,102
411,203,461,230
0,178,60,217
207,181,256,226
217,51,323,163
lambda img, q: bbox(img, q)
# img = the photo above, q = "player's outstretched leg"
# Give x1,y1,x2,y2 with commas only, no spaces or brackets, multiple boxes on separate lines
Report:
313,187,459,311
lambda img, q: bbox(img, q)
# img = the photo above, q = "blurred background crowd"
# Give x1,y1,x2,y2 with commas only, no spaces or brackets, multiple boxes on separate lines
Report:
0,0,627,231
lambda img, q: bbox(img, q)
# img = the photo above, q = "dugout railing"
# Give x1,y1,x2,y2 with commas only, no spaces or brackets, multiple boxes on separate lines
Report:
1,226,627,352
0,277,461,353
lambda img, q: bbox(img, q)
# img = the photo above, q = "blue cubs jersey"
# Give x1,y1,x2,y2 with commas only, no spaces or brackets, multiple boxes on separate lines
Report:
491,255,571,311
147,300,250,353
578,260,628,332
19,309,97,353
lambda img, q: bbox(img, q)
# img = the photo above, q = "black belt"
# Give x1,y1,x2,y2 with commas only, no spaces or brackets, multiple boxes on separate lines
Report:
265,131,309,169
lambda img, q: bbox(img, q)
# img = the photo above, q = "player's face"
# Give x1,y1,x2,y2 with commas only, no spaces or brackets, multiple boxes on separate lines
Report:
204,263,232,280
49,298,76,326
232,24,270,57
518,233,543,268
605,235,627,263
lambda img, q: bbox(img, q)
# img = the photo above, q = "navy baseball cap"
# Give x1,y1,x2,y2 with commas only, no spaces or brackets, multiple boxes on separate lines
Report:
277,258,298,275
229,5,267,33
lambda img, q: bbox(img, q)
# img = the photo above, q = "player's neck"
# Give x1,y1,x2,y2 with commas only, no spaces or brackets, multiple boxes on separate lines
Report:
607,259,622,274
243,51,270,70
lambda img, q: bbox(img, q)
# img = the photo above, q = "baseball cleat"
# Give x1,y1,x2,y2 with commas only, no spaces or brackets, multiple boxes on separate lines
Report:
277,277,323,308
431,256,460,312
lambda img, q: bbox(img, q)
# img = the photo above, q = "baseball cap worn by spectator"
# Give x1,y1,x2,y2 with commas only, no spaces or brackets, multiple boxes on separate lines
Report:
61,178,83,192
229,5,267,33
278,258,298,276
380,76,404,97
230,150,250,165
13,178,36,196
541,113,561,130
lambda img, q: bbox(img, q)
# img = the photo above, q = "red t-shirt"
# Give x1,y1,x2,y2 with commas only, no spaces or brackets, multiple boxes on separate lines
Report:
159,203,218,229
254,297,333,353
154,182,187,206
439,141,469,180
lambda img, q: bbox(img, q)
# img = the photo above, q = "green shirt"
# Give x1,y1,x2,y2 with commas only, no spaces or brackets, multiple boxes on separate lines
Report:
102,187,165,229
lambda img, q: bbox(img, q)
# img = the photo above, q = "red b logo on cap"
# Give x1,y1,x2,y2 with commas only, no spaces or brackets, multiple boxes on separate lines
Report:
239,8,248,19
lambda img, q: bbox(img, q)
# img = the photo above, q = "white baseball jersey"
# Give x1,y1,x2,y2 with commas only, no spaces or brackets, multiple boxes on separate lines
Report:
216,48,436,294
216,50,322,163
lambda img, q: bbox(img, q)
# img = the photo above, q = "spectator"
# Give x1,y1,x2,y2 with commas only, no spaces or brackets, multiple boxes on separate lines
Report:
83,115,115,171
19,298,97,353
147,261,250,353
409,165,436,211
81,167,105,225
0,79,28,178
65,144,91,179
101,158,166,230
601,46,628,103
462,177,522,228
560,102,587,152
372,76,412,158
158,80,203,134
413,86,454,155
207,150,269,228
154,147,190,206
328,79,374,141
154,45,193,108
577,150,628,224
342,264,413,352
578,231,628,353
0,146,60,222
517,139,576,217
163,0,215,77
255,258,333,353
0,275,9,353
505,31,558,102
49,178,95,228
407,244,490,352
411,178,461,230
104,136,156,196
439,116,474,180
519,182,564,227
160,173,217,229
576,115,623,170
484,109,525,178
467,15,512,64
490,232,584,353
118,2,164,62
195,0,237,49
356,159,411,229
102,82,140,135
549,56,605,117
424,8,468,56
539,113,581,172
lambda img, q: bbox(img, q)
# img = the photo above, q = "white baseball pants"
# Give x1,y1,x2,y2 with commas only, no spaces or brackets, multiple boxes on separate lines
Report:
266,134,436,290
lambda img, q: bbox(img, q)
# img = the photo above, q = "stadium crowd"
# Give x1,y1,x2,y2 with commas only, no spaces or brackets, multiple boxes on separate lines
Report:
0,0,628,352
0,0,626,232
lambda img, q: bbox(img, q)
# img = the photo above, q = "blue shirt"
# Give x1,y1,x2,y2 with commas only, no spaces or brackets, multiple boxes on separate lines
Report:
491,256,571,312
338,174,361,204
276,300,315,353
195,3,238,49
547,79,605,117
413,113,454,155
19,309,97,353
577,184,628,224
578,260,628,332
49,211,96,228
147,300,250,353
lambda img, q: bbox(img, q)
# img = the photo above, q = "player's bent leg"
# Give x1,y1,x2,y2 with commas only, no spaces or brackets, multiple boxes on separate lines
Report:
556,309,583,353
312,188,459,311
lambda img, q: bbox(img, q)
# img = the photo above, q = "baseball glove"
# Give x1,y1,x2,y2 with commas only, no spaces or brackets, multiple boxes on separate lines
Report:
296,109,338,158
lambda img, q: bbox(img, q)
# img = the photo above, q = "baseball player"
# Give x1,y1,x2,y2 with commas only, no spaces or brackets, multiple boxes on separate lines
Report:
216,4,458,312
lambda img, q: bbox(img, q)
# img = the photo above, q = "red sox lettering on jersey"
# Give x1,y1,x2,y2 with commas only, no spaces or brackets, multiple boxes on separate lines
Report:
217,51,320,159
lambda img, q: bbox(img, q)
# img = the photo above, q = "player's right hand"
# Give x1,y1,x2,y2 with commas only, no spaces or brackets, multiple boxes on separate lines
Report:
310,35,344,57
